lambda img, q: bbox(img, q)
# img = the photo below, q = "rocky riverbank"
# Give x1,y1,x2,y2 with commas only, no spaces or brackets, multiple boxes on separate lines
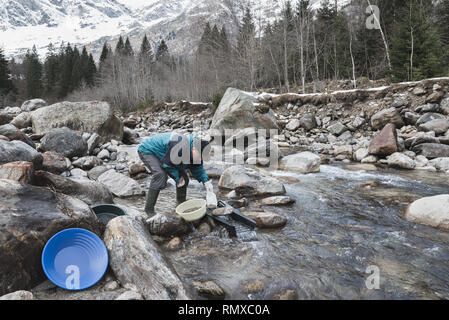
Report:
1,77,449,300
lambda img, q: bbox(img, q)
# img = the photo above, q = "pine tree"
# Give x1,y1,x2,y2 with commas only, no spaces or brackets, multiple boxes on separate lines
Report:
0,48,14,96
58,43,74,98
124,37,134,56
43,43,60,98
85,53,96,87
139,35,153,61
24,46,43,99
237,7,255,54
390,0,444,81
156,40,169,62
115,36,125,56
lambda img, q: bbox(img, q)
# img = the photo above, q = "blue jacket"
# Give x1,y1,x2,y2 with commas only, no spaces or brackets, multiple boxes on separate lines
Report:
138,132,209,184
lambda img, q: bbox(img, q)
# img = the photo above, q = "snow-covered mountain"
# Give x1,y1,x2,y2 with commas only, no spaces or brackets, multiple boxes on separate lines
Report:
0,0,348,60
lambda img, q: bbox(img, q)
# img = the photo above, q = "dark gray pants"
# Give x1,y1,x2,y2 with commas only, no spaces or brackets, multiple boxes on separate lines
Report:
138,152,189,190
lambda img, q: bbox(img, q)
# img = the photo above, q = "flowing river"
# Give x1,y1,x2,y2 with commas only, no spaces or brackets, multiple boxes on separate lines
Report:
123,163,449,300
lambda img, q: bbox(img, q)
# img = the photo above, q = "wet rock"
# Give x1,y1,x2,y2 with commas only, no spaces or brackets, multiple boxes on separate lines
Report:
164,237,183,251
11,112,31,129
197,222,212,234
72,156,102,170
103,216,189,299
34,171,113,205
429,158,449,171
0,140,43,168
242,280,265,294
0,290,34,300
191,281,225,300
361,156,378,163
218,165,286,197
419,119,449,135
415,155,429,168
0,179,99,296
115,290,144,300
370,108,404,130
243,211,287,228
212,207,234,216
31,101,123,142
261,196,295,206
406,195,449,230
146,213,190,237
0,161,34,183
211,88,278,132
40,127,87,158
279,152,321,173
386,153,415,170
368,123,398,156
272,289,298,300
98,169,144,198
412,143,449,159
0,124,35,148
21,99,46,112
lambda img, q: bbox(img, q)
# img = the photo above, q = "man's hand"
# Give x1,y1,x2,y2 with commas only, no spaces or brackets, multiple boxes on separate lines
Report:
177,177,185,188
204,180,217,209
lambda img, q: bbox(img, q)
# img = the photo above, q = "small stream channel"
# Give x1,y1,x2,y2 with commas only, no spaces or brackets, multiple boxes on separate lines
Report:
123,163,449,300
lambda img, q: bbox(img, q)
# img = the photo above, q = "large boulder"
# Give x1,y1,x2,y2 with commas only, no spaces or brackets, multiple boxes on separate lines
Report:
0,179,99,296
146,213,190,237
243,211,287,228
31,101,123,142
419,119,449,135
40,127,87,158
33,171,113,205
41,151,70,174
0,140,43,168
411,143,449,159
0,112,13,126
370,107,404,130
98,169,144,198
0,161,34,183
11,112,32,129
386,153,415,170
279,152,321,173
211,88,278,132
368,123,398,156
218,165,286,197
0,124,35,148
406,195,449,230
103,216,189,300
20,99,47,112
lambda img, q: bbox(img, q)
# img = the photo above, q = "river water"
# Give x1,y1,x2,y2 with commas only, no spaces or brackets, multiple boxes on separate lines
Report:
126,163,449,300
